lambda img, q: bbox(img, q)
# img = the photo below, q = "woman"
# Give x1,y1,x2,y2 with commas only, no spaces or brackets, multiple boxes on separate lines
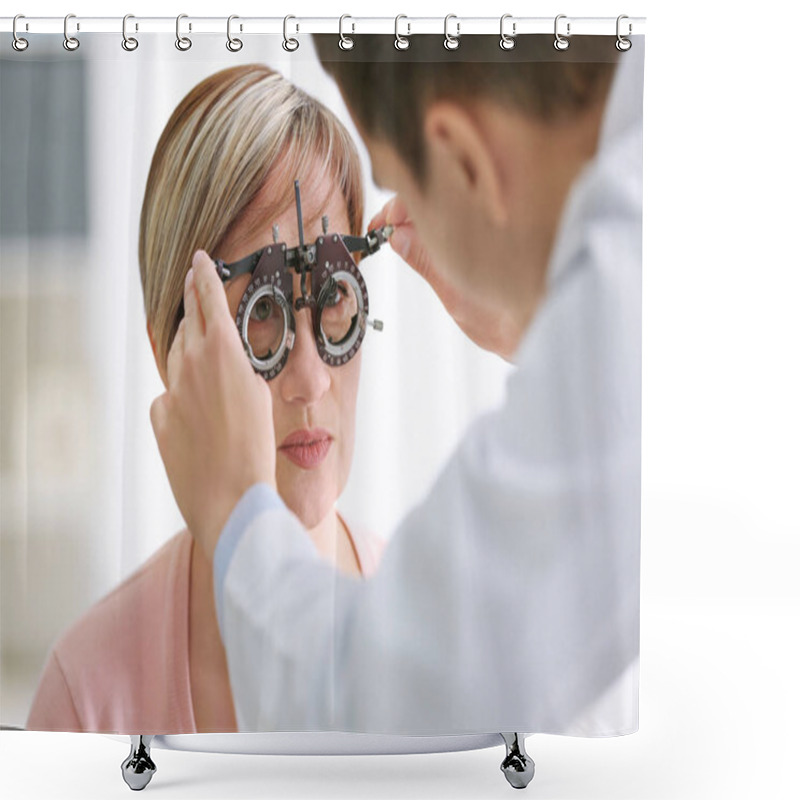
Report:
26,64,384,733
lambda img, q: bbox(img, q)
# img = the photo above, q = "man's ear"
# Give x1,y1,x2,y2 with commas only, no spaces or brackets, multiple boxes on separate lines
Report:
423,101,509,227
147,320,169,390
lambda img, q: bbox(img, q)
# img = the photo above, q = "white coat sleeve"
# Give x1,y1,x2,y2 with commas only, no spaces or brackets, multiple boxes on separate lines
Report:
214,127,642,736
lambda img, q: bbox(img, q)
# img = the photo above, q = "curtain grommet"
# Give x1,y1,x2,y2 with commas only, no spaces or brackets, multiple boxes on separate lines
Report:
226,15,243,52
282,15,299,52
12,14,29,52
499,14,516,50
175,14,192,51
339,14,354,50
122,14,139,51
394,15,410,50
444,14,460,51
553,14,570,51
63,13,80,51
616,15,632,51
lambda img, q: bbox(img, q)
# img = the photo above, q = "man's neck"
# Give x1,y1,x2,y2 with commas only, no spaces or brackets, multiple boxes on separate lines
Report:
493,99,608,338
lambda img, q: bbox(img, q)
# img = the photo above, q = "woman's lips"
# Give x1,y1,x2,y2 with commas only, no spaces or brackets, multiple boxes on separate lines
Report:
279,428,333,470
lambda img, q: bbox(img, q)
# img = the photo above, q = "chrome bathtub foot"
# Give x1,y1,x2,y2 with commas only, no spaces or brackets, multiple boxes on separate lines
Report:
121,735,156,791
500,732,535,789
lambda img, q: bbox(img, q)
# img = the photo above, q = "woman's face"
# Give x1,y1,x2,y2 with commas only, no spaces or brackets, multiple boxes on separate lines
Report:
215,177,361,530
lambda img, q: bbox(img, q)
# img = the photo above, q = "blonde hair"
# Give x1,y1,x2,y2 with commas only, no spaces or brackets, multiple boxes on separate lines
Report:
139,64,364,368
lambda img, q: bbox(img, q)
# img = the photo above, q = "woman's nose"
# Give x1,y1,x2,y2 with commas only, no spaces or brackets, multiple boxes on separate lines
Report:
279,312,331,405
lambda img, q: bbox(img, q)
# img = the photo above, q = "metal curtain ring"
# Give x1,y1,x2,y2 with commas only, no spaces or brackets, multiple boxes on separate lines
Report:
227,15,243,51
122,14,139,51
444,13,460,51
339,15,354,50
176,14,192,51
12,14,29,52
499,14,516,50
63,13,80,51
283,15,299,51
616,14,632,51
554,14,570,51
394,15,410,50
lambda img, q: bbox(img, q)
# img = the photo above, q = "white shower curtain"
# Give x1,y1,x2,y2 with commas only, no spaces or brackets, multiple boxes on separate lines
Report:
1,25,640,739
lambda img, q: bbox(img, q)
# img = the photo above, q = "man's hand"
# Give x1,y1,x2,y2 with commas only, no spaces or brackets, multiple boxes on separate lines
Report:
369,196,521,361
150,250,277,563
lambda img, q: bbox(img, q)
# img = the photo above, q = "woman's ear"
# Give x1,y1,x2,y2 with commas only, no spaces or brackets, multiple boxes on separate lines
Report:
423,101,509,227
147,320,169,390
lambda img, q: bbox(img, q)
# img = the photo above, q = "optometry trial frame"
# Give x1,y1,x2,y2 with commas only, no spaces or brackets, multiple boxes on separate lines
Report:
213,180,391,380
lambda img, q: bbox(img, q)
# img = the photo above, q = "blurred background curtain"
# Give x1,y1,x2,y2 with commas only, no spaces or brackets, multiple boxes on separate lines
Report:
0,33,512,726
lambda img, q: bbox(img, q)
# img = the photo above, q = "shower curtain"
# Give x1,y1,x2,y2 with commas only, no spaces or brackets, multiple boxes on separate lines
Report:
1,21,643,742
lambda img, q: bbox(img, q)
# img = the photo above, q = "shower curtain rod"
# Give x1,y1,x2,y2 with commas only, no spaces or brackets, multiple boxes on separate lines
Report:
0,15,646,38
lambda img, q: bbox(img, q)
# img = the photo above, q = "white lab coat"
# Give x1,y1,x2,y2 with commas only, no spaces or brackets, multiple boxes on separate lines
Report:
213,44,644,736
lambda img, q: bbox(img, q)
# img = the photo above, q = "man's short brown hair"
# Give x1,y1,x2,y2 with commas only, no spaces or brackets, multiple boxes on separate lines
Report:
313,34,618,188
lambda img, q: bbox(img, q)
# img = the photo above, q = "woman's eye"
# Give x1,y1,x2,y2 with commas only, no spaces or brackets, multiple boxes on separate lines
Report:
253,297,274,320
326,283,348,307
320,278,358,346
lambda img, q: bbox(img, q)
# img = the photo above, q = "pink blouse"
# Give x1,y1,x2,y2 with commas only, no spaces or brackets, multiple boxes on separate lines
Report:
26,522,385,733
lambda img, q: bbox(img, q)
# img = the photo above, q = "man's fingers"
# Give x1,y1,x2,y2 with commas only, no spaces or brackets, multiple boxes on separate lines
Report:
368,194,433,280
183,265,204,342
368,195,410,232
367,200,389,231
390,222,437,281
385,195,410,227
389,224,413,262
191,249,231,333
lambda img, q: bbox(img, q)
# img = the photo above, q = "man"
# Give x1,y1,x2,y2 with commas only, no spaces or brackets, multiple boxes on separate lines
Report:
150,34,643,735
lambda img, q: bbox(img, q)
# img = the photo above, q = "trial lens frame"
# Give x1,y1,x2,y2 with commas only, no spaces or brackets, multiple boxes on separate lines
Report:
213,180,391,380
